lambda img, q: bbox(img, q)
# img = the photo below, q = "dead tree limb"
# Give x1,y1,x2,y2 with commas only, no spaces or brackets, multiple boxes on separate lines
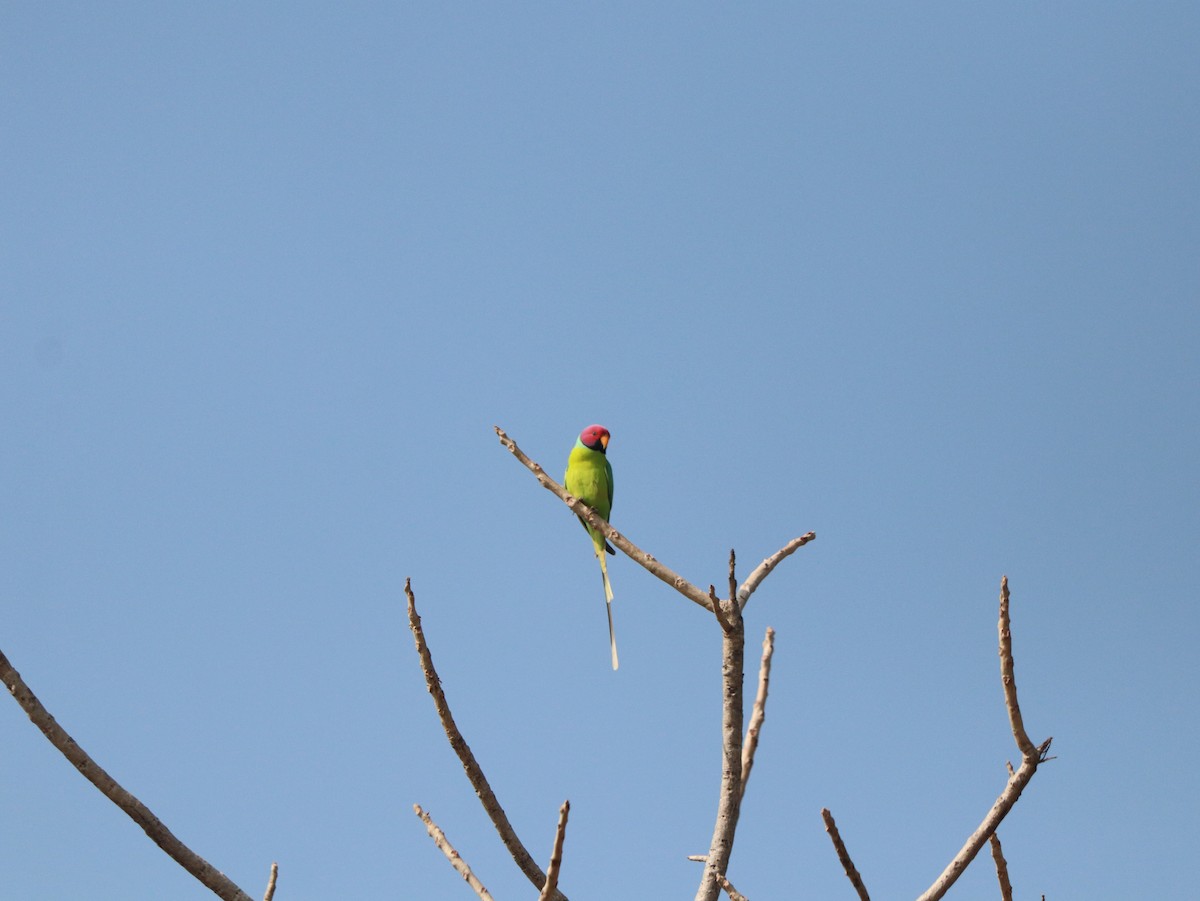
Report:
695,558,746,901
405,579,567,901
414,804,496,901
537,801,570,901
737,534,816,610
821,808,871,901
496,428,814,898
989,833,1013,901
0,646,254,901
915,576,1052,901
740,627,775,802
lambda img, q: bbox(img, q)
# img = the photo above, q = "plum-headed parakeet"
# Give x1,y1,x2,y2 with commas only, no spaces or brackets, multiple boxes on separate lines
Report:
564,424,618,670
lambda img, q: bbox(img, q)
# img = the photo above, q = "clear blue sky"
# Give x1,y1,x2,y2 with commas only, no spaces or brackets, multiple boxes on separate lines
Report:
3,4,1197,899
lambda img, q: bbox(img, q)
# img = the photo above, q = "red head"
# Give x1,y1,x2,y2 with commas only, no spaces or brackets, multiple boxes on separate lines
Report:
578,424,611,453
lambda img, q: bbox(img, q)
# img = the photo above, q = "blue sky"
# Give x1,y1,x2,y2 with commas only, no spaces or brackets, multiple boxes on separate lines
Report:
2,3,1197,899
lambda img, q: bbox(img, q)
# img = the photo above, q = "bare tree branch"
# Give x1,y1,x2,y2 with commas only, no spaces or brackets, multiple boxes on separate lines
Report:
716,872,750,901
736,534,817,609
740,627,775,802
997,576,1039,759
405,580,566,901
496,426,715,610
821,808,871,901
915,577,1052,901
989,833,1013,901
537,801,570,901
261,863,278,901
0,646,254,901
414,804,496,901
695,590,746,901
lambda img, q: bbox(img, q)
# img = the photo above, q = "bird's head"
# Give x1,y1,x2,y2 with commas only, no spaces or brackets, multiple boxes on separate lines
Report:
578,424,610,453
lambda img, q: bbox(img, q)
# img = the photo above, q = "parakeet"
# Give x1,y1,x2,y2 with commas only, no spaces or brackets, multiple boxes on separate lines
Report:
564,424,618,670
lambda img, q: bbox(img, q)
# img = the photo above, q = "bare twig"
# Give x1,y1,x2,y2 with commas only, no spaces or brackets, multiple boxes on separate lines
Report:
916,577,1052,901
990,833,1013,901
716,872,750,901
728,549,738,611
998,576,1039,759
261,863,278,901
0,647,254,901
414,804,496,901
537,801,570,901
405,580,566,901
740,627,775,801
736,533,817,609
695,598,746,901
821,808,871,901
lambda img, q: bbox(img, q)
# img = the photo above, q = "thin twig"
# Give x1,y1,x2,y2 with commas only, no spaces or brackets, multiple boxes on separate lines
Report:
990,833,1013,901
694,597,746,901
496,426,715,610
405,580,566,901
414,804,496,901
728,549,738,612
998,576,1039,759
0,647,254,901
915,577,1052,901
261,863,278,901
821,808,871,901
537,801,570,901
716,872,749,901
736,533,817,609
740,627,775,801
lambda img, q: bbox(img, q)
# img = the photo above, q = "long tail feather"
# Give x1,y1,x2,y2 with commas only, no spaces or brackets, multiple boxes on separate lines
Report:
597,549,618,670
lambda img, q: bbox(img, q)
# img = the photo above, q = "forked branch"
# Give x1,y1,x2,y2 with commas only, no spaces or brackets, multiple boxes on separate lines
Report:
915,577,1052,901
405,579,567,901
0,647,254,901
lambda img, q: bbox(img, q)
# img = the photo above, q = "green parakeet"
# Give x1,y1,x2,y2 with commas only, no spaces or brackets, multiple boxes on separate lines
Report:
564,424,618,670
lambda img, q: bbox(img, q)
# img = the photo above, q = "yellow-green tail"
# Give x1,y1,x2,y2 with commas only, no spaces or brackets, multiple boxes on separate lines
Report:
597,548,618,670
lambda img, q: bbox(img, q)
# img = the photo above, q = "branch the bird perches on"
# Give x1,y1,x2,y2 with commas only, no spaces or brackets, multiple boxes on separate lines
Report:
408,428,816,899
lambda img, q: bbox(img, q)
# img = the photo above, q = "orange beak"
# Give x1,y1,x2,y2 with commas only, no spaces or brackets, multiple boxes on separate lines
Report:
599,433,609,450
